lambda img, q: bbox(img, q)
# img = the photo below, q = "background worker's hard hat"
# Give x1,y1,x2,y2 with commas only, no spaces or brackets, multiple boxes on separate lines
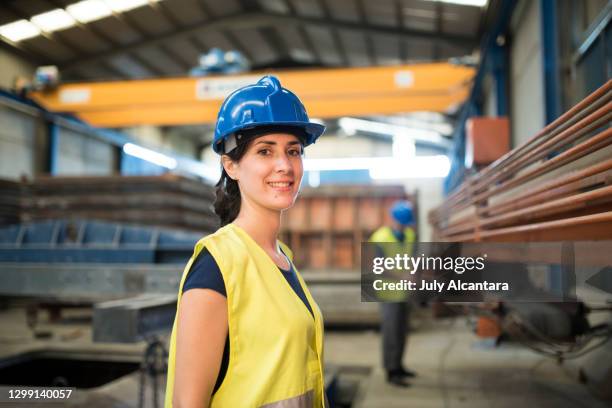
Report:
213,75,325,154
390,201,414,226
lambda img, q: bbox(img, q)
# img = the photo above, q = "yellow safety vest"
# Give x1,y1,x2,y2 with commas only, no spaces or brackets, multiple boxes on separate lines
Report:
369,226,415,248
369,226,416,302
165,223,326,408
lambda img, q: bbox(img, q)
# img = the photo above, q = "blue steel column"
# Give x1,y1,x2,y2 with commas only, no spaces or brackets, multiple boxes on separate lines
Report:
444,0,516,194
540,0,562,124
490,42,509,117
47,121,59,175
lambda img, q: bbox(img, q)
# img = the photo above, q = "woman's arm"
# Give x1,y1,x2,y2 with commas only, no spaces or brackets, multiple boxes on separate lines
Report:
173,289,228,408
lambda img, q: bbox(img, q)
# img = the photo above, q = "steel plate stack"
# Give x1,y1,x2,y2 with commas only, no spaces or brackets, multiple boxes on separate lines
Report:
20,174,219,232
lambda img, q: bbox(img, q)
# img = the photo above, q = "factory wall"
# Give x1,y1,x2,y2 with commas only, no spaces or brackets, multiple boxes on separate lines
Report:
510,0,545,148
0,48,34,90
0,49,116,178
124,125,200,159
0,49,40,180
563,0,611,107
0,103,46,180
56,128,116,176
0,97,121,179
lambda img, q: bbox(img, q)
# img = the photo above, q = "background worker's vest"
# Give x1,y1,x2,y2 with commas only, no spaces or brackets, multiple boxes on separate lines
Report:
165,224,326,407
369,226,416,302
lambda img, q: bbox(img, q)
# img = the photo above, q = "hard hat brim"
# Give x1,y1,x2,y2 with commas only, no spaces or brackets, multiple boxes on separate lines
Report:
214,121,325,154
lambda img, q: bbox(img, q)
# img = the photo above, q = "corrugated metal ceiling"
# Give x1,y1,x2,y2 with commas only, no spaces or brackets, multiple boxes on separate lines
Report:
0,0,486,80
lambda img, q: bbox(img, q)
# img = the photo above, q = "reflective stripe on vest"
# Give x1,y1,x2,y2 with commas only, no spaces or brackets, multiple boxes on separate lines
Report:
260,389,313,408
165,223,326,407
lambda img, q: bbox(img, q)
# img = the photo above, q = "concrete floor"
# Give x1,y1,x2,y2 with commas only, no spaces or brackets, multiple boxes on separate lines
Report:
325,313,609,408
0,305,609,408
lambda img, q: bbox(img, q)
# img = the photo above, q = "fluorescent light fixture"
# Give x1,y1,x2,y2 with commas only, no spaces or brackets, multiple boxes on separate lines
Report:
304,155,450,179
369,156,450,179
67,0,112,23
176,160,220,183
304,157,375,172
0,19,41,42
376,116,454,136
123,143,177,169
31,9,76,32
338,117,451,148
105,0,149,12
422,0,488,7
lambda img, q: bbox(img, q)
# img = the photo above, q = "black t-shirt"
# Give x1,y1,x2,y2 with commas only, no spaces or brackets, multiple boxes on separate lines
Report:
181,248,314,394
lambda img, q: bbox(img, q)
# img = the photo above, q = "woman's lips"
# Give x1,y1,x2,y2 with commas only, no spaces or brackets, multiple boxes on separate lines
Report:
267,181,293,191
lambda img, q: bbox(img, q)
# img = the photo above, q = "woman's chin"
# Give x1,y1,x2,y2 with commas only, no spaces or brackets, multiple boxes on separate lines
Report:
266,198,297,212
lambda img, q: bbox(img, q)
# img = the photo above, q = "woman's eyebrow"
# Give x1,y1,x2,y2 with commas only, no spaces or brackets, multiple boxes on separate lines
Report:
255,140,302,146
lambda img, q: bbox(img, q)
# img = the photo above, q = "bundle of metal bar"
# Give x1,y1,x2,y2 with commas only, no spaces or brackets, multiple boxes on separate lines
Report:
429,80,612,242
19,174,218,232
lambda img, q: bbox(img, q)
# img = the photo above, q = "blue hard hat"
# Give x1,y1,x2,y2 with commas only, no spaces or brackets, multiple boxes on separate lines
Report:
390,201,414,226
213,75,325,154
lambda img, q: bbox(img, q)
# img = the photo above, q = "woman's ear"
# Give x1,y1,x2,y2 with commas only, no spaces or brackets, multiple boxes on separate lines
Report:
221,155,238,181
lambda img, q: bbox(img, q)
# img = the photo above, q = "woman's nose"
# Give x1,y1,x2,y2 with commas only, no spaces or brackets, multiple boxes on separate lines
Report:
275,153,293,173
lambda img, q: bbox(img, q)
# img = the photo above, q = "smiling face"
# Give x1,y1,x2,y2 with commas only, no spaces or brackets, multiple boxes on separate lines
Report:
222,133,304,215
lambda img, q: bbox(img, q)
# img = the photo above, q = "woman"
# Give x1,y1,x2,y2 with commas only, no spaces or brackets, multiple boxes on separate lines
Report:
165,76,327,408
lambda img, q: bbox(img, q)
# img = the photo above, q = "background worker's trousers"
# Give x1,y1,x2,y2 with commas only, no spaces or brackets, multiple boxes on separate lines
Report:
380,302,411,371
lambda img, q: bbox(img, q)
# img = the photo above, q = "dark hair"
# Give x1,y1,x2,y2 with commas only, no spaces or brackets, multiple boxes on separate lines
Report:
213,126,307,226
214,139,250,226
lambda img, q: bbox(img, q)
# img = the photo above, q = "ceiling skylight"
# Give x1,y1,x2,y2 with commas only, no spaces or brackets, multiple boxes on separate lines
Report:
31,9,76,33
0,20,41,42
67,0,113,23
105,0,151,13
0,0,166,42
423,0,488,7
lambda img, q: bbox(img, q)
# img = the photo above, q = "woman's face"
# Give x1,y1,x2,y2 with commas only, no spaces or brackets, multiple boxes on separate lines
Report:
223,133,304,213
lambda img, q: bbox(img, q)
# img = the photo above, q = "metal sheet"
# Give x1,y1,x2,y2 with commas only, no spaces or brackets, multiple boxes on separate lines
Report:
93,294,177,343
0,263,182,298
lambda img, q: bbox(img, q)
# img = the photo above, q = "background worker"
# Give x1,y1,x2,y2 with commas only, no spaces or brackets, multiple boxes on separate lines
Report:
369,201,417,387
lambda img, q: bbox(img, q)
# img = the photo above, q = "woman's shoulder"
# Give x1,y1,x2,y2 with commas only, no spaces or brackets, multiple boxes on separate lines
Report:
195,224,248,270
182,248,227,296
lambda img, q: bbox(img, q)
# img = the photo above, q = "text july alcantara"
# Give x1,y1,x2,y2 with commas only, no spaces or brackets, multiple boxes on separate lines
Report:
370,254,510,292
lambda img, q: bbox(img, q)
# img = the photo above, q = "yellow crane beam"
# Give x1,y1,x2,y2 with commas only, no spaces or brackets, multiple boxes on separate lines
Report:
30,63,474,127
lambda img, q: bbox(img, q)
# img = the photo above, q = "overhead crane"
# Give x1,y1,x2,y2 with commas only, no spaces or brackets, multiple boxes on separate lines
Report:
29,63,475,128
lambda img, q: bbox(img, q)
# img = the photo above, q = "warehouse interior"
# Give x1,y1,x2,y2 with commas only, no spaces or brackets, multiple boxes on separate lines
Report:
0,0,611,407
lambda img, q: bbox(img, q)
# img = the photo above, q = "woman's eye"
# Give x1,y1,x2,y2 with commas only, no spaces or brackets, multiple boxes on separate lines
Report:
258,149,271,156
288,149,303,156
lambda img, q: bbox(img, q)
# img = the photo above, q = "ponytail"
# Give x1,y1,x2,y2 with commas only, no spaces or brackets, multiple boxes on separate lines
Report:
214,169,241,226
213,137,250,226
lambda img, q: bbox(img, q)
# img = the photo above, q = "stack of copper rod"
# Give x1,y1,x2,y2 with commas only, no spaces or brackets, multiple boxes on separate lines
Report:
429,80,612,242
